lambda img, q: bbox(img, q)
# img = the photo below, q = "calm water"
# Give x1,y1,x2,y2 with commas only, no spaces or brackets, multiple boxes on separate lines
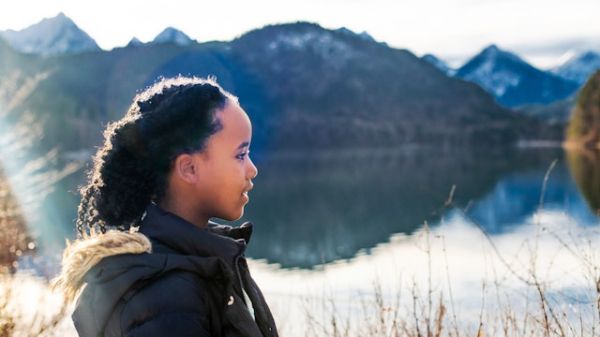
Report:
241,146,597,266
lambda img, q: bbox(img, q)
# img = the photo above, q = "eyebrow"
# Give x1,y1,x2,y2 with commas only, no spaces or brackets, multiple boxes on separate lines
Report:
237,141,250,150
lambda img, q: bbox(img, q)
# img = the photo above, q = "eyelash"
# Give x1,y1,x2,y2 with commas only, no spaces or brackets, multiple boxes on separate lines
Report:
236,151,249,160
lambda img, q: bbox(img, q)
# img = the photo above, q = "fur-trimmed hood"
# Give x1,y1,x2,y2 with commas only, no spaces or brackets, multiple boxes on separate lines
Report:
53,203,254,303
52,229,152,303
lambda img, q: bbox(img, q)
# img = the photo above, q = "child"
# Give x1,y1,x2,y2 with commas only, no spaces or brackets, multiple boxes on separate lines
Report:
53,77,279,337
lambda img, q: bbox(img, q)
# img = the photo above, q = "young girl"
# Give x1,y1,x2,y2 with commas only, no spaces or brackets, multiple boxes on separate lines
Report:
53,77,279,337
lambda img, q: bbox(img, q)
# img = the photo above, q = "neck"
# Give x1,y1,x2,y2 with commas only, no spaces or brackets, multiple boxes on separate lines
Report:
157,196,209,229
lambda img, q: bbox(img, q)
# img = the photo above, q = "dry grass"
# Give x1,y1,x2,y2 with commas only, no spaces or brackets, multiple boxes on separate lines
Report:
0,274,71,337
294,221,599,337
0,168,32,273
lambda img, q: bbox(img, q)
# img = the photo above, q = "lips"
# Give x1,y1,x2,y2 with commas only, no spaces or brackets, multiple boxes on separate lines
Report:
241,183,253,201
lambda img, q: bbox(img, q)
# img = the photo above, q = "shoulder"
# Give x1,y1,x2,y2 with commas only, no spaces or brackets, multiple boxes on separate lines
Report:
112,270,216,337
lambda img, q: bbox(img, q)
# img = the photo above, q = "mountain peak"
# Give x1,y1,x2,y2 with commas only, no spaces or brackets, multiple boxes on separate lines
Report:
478,44,523,63
55,12,69,21
421,53,455,76
553,50,600,85
0,13,100,56
152,27,194,46
465,44,528,69
126,37,144,47
334,27,375,42
482,44,499,53
456,44,578,106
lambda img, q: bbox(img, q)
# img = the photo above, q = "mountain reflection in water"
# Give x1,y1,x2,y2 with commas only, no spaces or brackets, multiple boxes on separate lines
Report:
566,149,600,215
238,146,597,268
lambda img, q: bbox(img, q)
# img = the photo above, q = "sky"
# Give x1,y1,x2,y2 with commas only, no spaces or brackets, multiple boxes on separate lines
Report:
1,0,599,69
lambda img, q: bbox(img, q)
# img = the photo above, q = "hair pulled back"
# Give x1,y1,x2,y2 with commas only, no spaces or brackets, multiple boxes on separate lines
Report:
77,76,234,236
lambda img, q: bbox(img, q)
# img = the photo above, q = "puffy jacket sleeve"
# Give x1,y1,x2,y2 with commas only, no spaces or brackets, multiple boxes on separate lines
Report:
115,271,213,337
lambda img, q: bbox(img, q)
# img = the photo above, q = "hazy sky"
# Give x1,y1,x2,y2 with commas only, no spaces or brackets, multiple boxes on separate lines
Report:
1,0,599,68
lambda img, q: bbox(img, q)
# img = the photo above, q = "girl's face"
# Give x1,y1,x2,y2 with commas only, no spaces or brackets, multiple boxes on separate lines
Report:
191,100,258,221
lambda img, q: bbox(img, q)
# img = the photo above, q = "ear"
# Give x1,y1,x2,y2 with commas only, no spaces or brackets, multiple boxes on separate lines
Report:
172,153,199,183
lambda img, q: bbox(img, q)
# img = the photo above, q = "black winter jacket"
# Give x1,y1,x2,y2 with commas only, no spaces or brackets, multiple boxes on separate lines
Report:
69,203,279,337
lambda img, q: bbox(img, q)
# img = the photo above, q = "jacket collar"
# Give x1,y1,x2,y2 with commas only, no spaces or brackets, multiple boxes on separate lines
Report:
139,203,252,267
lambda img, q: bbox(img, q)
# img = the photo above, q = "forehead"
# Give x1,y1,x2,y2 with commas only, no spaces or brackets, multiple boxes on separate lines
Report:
212,101,252,146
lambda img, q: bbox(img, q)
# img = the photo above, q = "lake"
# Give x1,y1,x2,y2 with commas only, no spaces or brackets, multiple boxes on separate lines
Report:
10,145,600,336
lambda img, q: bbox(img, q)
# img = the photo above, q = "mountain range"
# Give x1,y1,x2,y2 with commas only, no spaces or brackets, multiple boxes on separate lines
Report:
0,14,196,55
423,46,599,109
0,15,565,153
3,13,598,113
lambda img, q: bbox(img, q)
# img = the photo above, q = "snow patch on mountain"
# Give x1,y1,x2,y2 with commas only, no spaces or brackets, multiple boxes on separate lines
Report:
461,46,522,96
267,29,358,64
464,62,521,96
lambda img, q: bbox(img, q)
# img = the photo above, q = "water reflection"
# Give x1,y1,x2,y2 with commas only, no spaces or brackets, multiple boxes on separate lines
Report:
466,162,599,233
241,146,565,268
566,149,600,215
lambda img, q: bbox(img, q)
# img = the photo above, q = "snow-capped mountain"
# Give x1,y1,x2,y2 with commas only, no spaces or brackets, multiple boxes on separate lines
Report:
152,27,194,46
240,22,381,70
0,13,100,56
421,53,455,76
552,51,600,85
455,44,578,107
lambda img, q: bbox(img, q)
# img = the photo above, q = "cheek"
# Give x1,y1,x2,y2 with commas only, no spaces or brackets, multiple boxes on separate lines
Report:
204,161,246,198
213,169,242,198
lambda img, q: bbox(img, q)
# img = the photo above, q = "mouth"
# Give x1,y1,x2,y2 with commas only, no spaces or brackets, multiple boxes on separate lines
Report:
242,183,253,201
241,191,250,204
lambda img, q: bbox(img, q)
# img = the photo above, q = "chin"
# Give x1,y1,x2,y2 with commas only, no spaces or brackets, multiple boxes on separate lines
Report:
221,208,244,222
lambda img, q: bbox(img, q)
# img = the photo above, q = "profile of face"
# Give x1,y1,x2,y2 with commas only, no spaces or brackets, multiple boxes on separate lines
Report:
168,100,258,224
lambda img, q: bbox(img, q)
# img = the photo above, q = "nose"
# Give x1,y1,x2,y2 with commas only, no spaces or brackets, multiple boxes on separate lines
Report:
247,157,258,180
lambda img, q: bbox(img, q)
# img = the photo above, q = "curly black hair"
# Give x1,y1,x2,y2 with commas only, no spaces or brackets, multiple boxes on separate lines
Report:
77,76,236,236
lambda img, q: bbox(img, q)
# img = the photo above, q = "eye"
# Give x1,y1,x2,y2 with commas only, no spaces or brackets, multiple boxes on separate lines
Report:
236,151,249,160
